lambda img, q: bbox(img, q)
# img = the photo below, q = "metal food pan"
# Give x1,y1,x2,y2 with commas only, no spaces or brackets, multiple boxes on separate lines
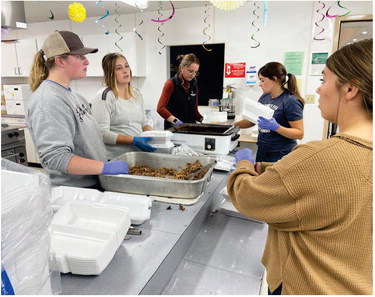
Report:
99,152,215,199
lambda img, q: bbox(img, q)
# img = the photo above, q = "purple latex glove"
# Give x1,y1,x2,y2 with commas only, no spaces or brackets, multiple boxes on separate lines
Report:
234,148,255,164
257,116,280,131
102,160,129,175
175,120,183,126
132,137,156,152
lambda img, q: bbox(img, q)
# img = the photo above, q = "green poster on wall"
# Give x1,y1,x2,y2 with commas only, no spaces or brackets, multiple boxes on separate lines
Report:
284,52,304,75
311,52,328,75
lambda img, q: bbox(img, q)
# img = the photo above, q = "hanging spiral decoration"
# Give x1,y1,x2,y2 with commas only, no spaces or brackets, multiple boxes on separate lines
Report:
202,1,212,52
156,2,166,55
250,1,260,48
48,10,55,20
151,0,175,23
133,2,144,40
337,1,351,17
313,1,326,41
95,0,110,35
263,0,267,27
114,2,123,52
326,1,351,18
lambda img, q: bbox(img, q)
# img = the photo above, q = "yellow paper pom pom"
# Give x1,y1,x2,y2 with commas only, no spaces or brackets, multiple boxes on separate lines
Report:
68,2,86,22
211,1,244,11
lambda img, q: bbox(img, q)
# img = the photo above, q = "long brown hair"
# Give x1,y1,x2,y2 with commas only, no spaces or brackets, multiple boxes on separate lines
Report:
326,38,372,116
101,52,135,99
29,50,69,91
259,62,305,104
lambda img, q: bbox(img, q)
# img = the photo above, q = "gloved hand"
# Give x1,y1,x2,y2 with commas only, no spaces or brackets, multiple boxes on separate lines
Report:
102,160,129,175
132,137,156,152
235,148,255,164
175,120,183,126
257,116,280,131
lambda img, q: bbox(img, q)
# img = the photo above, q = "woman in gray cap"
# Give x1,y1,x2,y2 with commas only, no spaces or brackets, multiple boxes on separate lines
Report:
27,30,129,189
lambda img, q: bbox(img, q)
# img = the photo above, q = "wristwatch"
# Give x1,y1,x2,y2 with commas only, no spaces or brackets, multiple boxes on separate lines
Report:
172,118,179,124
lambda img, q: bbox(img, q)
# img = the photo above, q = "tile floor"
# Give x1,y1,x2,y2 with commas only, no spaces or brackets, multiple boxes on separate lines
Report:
162,212,268,295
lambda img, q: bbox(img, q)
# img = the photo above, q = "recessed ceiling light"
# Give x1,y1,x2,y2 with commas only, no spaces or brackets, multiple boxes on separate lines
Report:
353,38,358,42
362,31,368,35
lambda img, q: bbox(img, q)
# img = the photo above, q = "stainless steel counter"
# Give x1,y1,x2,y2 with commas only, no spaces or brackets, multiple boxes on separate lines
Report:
60,171,267,295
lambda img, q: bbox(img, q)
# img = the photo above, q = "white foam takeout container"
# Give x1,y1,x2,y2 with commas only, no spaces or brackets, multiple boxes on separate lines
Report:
50,186,152,225
242,99,275,124
50,200,131,275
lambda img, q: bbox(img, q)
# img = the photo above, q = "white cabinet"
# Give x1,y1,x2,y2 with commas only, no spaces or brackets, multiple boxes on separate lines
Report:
81,33,146,77
1,39,38,77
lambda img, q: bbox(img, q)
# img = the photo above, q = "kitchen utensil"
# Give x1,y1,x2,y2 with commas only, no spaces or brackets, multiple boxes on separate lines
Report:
186,161,217,180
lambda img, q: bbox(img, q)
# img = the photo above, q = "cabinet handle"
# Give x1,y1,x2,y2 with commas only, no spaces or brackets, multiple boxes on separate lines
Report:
18,67,22,75
14,67,18,75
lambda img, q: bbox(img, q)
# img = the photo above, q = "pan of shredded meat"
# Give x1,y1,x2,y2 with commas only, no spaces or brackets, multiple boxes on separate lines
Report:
99,152,216,199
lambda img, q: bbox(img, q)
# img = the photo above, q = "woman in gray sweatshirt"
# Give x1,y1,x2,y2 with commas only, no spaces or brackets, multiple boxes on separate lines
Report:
27,30,128,188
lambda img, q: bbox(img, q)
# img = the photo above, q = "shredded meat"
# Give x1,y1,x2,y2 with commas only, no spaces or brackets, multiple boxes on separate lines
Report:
129,160,208,180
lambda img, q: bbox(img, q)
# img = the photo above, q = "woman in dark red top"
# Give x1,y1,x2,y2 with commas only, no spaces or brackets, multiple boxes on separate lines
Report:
157,53,203,130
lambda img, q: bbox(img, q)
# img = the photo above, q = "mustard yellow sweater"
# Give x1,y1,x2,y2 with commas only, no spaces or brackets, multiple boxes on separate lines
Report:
227,133,372,295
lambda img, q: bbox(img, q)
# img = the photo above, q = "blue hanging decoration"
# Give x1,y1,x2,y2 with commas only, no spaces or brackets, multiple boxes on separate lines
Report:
95,0,110,35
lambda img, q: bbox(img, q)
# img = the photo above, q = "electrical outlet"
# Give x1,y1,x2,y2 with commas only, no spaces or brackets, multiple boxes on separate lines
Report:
305,94,315,104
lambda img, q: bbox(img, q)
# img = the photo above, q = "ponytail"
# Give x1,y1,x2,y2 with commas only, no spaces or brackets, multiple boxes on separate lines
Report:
259,62,305,105
286,73,305,105
29,50,54,92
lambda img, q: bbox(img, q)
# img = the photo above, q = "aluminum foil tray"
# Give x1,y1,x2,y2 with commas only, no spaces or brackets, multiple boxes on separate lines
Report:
99,152,215,199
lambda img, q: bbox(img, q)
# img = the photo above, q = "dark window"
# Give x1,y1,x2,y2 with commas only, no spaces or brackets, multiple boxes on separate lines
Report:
169,44,225,105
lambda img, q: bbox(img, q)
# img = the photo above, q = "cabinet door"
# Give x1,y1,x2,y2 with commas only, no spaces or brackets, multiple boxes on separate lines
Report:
15,39,38,77
1,42,19,76
1,39,37,77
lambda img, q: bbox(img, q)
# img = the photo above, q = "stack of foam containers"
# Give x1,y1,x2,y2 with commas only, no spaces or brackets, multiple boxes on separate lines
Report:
1,159,61,295
50,200,131,275
242,98,275,124
140,130,175,153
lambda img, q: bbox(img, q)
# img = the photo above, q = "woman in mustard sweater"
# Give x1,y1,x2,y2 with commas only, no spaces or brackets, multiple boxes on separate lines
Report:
227,38,372,295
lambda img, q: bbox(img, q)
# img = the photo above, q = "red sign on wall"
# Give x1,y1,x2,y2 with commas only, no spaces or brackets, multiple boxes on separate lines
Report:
224,62,246,78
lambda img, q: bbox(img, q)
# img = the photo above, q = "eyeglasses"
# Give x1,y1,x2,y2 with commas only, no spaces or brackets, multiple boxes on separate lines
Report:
187,69,199,76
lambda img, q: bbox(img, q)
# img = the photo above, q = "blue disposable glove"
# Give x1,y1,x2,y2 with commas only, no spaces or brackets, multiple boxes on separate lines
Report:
175,120,183,126
102,160,129,175
257,116,280,131
234,148,255,164
132,137,156,152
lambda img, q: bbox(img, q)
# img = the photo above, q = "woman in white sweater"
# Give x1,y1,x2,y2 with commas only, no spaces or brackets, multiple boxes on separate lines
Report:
92,52,155,160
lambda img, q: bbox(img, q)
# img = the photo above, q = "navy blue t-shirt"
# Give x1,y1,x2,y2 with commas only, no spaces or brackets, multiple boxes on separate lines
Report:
257,90,304,151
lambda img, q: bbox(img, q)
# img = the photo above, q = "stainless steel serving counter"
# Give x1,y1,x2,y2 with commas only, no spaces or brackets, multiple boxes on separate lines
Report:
60,171,267,295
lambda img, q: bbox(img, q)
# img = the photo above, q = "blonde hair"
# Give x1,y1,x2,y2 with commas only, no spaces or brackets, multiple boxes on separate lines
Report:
102,52,135,99
326,38,372,116
29,50,69,91
177,53,200,83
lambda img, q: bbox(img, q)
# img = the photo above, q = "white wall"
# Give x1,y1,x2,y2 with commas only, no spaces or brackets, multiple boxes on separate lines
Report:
4,0,372,143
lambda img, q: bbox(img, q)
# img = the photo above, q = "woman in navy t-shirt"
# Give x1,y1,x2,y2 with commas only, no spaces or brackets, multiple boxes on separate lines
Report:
235,62,304,162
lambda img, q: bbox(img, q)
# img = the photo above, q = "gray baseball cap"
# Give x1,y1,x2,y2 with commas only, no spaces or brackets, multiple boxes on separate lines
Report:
42,30,98,58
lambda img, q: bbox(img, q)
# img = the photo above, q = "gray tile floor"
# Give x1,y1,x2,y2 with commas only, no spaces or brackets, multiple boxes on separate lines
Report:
162,212,268,295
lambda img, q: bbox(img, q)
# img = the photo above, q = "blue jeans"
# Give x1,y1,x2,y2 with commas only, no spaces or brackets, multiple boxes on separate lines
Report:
256,144,295,162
